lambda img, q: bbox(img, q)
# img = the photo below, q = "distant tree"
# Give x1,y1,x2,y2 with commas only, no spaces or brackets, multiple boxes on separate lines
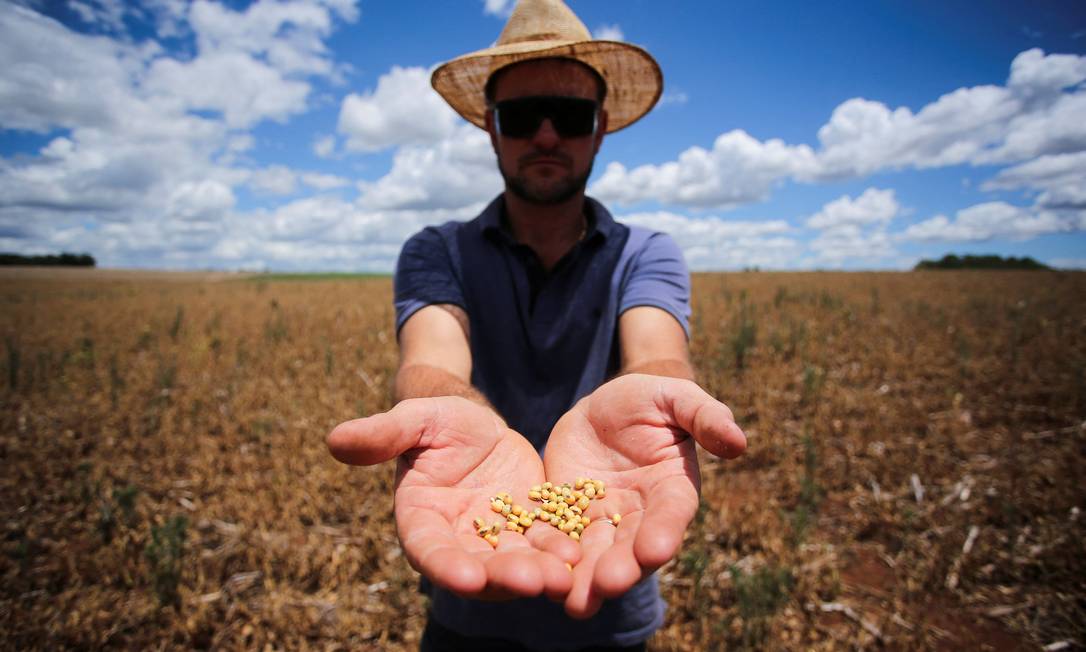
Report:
914,254,1049,270
0,252,97,267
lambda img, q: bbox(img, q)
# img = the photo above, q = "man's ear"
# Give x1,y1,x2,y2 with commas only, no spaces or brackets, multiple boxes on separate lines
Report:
593,109,609,154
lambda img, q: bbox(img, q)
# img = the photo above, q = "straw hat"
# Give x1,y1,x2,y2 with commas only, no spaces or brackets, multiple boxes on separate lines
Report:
431,0,662,134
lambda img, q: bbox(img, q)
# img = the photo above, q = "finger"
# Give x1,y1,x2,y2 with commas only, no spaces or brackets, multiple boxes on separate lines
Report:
482,545,547,597
662,379,747,459
399,508,487,595
592,511,644,598
327,398,455,466
490,531,573,601
633,476,699,570
525,520,583,567
564,518,616,619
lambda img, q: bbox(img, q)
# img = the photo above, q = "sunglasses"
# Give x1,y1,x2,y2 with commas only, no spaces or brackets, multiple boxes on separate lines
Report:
493,96,599,139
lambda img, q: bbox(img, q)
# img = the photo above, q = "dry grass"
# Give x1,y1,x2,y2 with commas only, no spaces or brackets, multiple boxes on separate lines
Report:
1,270,1083,651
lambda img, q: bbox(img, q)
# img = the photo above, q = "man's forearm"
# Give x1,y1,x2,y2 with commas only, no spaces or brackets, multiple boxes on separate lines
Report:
621,358,696,382
394,363,496,409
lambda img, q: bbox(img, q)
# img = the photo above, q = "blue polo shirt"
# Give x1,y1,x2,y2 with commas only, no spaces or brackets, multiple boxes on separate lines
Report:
393,194,690,650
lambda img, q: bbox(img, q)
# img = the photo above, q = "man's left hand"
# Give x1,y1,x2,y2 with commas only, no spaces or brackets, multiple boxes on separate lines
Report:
543,373,747,618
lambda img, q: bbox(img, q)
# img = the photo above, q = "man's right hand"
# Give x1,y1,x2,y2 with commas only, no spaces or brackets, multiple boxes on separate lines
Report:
327,396,580,601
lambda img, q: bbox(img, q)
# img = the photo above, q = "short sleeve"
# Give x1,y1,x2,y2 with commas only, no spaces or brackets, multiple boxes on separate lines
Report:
618,231,691,337
394,225,465,333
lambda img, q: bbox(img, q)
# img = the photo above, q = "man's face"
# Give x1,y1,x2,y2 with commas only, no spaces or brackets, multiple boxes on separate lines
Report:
486,59,608,206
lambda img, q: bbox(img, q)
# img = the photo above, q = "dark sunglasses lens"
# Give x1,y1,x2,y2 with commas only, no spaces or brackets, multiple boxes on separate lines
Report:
496,98,597,138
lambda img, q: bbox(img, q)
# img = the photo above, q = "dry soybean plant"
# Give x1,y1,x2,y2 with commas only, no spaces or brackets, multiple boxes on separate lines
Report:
1,269,1084,651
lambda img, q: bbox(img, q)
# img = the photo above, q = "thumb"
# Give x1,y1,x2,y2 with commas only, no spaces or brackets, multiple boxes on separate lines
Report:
326,399,432,466
661,379,747,459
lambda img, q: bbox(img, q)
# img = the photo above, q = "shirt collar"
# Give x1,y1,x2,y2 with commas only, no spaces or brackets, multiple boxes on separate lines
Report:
480,194,618,245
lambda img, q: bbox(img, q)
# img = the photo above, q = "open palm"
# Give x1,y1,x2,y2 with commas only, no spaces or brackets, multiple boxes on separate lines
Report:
327,396,578,600
543,374,747,618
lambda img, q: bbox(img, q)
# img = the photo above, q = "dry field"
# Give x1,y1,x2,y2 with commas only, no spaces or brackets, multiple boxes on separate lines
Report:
1,269,1083,651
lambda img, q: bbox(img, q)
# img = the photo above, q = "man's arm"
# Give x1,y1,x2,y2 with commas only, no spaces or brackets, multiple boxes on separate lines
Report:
617,306,695,381
394,303,495,409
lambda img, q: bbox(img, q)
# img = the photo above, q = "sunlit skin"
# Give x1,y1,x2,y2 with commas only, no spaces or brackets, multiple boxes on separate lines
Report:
326,58,747,618
327,375,746,616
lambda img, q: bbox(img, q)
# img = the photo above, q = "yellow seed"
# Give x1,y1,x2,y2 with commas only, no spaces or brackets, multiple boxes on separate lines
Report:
542,482,553,490
574,523,584,534
511,504,523,516
490,500,504,513
533,508,543,517
564,495,576,506
508,513,520,523
473,517,486,529
528,490,542,501
477,527,490,536
612,513,622,525
485,534,499,547
560,520,575,533
575,478,585,489
501,504,511,515
530,484,542,494
517,515,530,527
581,516,591,526
570,506,582,516
577,496,590,510
490,523,501,536
584,485,596,499
596,488,606,499
544,502,557,513
569,530,580,541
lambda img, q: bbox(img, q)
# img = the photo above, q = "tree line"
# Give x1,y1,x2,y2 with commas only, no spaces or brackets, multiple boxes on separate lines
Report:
914,254,1049,270
0,252,97,267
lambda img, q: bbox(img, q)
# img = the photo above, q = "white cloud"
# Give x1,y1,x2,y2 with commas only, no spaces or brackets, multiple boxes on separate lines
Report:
146,52,311,129
313,134,337,158
983,151,1086,208
593,49,1086,210
0,0,360,269
593,24,624,41
358,125,501,210
901,201,1082,242
810,225,898,263
617,211,797,271
590,130,817,209
338,66,461,152
806,188,900,229
249,165,298,195
483,0,515,17
301,171,350,190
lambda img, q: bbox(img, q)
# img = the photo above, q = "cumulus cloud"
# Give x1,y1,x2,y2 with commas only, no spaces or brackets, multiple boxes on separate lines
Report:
358,125,502,210
984,151,1086,208
249,165,298,195
301,171,350,190
483,0,515,17
338,66,461,152
593,24,624,41
901,201,1084,242
617,211,797,270
594,49,1086,211
805,188,900,229
591,130,817,209
0,0,360,268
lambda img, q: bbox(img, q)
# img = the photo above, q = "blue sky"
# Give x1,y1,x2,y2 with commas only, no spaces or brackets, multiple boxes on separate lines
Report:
1,0,1085,271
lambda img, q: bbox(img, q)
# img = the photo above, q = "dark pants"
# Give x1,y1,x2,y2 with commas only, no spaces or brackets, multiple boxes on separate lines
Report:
420,616,648,652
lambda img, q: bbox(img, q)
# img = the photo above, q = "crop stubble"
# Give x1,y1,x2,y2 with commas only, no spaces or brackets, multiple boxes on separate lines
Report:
1,270,1083,650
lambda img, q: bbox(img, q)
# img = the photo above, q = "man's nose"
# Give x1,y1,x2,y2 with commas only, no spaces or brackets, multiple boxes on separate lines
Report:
530,118,560,149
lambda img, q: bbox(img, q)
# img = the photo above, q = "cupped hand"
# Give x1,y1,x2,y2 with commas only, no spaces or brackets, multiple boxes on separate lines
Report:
327,397,580,600
543,374,747,618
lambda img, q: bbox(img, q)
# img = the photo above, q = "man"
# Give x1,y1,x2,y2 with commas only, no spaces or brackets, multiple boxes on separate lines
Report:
326,1,747,650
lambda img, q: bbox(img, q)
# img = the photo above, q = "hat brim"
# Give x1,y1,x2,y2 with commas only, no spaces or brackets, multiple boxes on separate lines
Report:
431,40,662,134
